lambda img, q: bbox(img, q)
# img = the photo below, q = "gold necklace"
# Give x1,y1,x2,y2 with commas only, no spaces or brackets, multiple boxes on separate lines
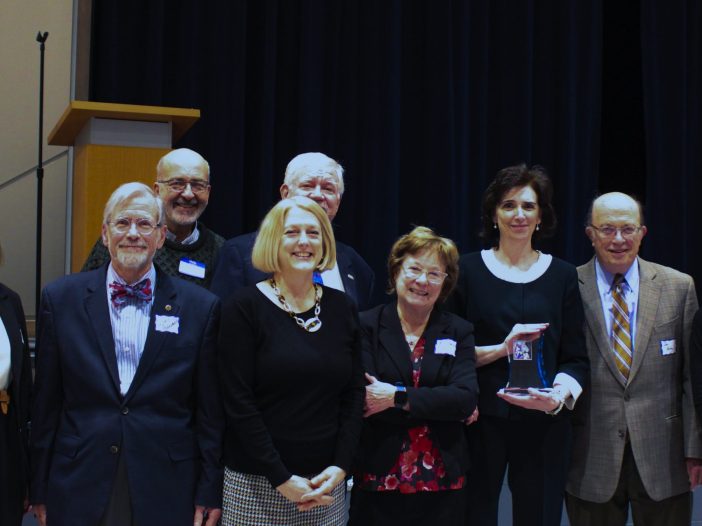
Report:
270,278,322,333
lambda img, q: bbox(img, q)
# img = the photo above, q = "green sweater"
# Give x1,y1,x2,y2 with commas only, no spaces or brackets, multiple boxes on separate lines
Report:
81,223,225,288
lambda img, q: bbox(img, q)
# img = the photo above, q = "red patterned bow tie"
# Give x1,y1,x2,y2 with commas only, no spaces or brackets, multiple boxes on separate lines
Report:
109,278,153,307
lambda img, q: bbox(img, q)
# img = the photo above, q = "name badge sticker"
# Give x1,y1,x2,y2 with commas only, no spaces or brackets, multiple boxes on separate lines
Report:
660,339,676,356
179,258,206,279
156,315,180,334
435,339,457,357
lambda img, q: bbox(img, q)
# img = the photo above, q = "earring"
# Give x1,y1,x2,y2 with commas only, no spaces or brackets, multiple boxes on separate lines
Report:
536,224,540,231
493,223,497,229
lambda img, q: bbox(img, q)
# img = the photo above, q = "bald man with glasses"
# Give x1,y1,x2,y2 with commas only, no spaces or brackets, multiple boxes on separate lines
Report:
566,192,702,526
82,148,225,288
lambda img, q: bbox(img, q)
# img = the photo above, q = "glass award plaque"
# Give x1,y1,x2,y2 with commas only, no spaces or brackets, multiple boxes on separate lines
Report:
504,334,550,395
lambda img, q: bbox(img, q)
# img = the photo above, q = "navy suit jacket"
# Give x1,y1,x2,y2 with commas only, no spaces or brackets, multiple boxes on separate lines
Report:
355,302,478,480
209,231,375,310
30,266,223,526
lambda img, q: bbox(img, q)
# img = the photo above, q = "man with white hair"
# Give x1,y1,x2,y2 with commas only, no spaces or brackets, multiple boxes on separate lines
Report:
82,148,225,288
31,183,223,526
210,152,374,308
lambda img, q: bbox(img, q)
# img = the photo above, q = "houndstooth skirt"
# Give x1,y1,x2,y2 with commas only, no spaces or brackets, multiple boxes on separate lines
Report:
221,467,347,526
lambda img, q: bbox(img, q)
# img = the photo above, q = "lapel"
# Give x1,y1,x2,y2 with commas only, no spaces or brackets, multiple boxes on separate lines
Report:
417,309,449,387
629,258,659,382
377,302,413,386
0,290,25,399
84,266,121,394
579,258,627,387
337,244,358,305
377,302,448,387
123,271,180,403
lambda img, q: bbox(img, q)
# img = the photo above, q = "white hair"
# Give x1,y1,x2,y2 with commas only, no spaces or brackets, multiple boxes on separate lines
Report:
284,152,345,194
103,182,164,225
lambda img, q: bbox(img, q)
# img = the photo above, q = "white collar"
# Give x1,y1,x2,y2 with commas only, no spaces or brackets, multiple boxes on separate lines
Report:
481,249,553,284
107,263,157,287
594,257,640,295
166,222,200,245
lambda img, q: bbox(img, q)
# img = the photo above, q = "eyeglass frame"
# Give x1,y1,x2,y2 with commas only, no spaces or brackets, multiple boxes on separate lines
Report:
108,217,162,235
402,263,448,285
589,224,643,239
156,178,210,194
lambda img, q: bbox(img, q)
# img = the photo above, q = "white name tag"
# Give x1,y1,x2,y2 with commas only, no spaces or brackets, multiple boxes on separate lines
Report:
660,339,676,355
155,315,179,334
435,339,457,357
179,258,206,279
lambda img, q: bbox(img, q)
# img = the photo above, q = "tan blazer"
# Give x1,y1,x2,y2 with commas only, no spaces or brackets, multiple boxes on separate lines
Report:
567,257,702,502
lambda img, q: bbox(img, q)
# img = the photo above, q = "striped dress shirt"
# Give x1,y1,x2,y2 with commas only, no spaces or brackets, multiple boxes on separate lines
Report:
106,264,156,395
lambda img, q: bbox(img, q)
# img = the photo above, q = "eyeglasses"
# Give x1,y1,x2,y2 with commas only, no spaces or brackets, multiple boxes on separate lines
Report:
156,179,210,194
589,224,642,239
109,218,161,235
402,264,448,285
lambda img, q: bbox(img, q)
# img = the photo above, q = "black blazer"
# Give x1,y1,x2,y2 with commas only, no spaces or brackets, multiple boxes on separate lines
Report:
209,231,375,310
356,302,478,480
0,283,31,507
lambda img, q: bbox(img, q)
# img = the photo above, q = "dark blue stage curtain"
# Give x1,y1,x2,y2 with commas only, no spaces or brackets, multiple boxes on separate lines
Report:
90,1,602,299
640,0,702,289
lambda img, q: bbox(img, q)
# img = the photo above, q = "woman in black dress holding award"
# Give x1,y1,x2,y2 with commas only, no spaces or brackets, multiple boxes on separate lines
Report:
447,164,588,526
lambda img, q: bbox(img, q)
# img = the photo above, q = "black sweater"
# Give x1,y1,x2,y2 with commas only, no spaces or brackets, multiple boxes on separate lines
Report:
218,285,364,486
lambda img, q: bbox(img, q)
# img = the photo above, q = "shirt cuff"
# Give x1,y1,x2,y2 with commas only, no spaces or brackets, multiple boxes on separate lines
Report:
553,372,582,410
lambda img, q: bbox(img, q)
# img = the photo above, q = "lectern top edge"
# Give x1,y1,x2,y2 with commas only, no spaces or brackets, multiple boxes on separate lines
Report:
48,100,201,146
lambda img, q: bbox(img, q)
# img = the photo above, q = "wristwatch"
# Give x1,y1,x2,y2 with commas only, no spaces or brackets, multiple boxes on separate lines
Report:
546,392,566,416
394,385,408,409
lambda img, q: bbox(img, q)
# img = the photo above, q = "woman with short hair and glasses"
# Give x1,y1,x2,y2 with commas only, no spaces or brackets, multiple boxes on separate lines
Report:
446,163,589,526
349,226,477,526
217,196,364,525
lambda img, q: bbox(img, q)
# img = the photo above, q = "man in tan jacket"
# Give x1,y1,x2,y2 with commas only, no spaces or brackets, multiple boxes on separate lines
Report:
566,192,702,525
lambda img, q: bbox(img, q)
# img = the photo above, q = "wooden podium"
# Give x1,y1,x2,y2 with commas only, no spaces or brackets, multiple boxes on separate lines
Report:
48,101,200,271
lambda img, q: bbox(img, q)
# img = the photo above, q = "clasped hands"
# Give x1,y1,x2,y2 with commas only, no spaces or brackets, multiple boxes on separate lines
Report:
277,466,346,511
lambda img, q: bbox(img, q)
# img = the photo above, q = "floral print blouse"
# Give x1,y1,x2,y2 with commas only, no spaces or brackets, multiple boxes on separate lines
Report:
357,337,465,493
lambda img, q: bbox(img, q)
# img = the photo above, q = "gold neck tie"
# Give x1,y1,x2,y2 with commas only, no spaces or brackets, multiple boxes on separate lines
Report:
611,274,632,381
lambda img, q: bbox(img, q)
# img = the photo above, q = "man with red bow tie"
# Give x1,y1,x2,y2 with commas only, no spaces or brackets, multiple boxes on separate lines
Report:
30,182,223,526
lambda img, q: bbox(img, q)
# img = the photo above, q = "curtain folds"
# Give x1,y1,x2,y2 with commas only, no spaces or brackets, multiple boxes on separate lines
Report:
91,1,608,297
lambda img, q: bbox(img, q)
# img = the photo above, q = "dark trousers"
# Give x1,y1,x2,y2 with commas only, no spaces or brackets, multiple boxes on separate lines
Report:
349,485,466,526
98,453,134,526
465,415,571,526
565,443,691,526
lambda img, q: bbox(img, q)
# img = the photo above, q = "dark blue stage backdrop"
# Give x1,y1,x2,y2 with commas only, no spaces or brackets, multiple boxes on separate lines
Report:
89,1,701,302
